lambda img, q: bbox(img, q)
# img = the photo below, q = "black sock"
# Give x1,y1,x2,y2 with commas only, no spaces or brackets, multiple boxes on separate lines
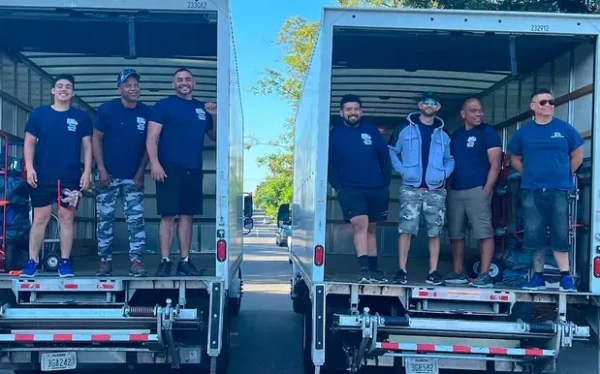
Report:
358,255,370,270
560,271,570,278
369,256,378,271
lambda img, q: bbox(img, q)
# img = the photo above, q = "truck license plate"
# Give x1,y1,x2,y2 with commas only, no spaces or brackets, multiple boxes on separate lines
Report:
40,352,77,372
406,358,438,374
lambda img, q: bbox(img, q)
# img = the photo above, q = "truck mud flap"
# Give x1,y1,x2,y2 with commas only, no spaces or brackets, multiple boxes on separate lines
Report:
207,280,225,357
312,284,325,365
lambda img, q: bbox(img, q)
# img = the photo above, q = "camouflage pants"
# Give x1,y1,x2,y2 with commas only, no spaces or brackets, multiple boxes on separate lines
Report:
96,177,146,261
398,185,447,237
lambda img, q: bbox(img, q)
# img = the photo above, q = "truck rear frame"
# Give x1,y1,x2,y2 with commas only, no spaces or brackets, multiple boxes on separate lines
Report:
288,6,600,374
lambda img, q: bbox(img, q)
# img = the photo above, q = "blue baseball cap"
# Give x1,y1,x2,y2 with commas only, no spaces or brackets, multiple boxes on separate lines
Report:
421,91,438,103
117,69,140,86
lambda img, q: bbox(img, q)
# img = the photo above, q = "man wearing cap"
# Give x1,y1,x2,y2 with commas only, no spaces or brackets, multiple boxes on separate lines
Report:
92,69,150,277
388,91,455,286
146,68,216,277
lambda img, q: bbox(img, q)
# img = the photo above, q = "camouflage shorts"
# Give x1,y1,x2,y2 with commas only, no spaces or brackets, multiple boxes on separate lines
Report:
96,176,146,261
398,185,447,237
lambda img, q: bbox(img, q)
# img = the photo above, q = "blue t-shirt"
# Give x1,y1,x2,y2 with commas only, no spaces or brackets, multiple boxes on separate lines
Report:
451,123,502,190
94,99,151,179
25,105,92,184
507,118,584,190
149,96,213,170
418,122,435,188
328,121,390,189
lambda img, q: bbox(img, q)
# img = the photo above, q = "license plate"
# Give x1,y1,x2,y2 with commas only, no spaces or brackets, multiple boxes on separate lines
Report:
406,358,439,374
40,352,77,372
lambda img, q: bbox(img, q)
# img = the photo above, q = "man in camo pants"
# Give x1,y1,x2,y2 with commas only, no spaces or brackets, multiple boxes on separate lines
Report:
92,69,151,277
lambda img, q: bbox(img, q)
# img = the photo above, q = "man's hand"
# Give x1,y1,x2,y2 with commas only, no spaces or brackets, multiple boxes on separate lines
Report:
98,168,111,188
133,169,145,190
482,186,492,199
26,167,38,188
151,162,167,182
80,172,91,191
204,102,217,116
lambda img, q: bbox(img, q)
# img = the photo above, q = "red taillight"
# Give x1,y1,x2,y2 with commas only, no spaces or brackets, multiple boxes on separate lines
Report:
217,240,227,262
314,245,324,267
594,257,600,278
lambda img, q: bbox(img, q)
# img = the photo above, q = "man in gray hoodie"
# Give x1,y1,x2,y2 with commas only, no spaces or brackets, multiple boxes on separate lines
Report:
389,91,455,286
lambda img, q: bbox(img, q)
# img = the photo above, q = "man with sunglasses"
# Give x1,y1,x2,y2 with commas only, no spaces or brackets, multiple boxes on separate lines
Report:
93,69,150,277
507,88,583,292
389,91,455,286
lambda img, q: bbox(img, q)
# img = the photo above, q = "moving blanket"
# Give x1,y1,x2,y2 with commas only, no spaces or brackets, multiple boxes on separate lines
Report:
0,176,31,242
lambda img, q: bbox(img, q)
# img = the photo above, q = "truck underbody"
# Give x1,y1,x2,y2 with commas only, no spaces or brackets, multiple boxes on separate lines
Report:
290,7,600,374
0,1,246,373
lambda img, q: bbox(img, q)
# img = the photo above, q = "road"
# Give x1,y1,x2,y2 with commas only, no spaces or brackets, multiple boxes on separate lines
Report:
227,211,599,374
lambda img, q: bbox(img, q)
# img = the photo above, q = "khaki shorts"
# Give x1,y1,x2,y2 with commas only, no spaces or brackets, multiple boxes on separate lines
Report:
447,186,493,240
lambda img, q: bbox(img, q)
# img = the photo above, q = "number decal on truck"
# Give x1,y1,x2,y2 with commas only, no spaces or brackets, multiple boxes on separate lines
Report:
188,1,208,10
531,24,549,32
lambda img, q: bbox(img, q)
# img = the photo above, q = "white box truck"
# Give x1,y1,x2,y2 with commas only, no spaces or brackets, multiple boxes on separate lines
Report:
0,1,252,373
283,6,600,374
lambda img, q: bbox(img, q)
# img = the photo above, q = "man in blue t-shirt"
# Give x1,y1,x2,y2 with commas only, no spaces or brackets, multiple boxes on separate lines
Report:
445,98,502,288
389,91,455,286
93,69,150,277
146,68,216,277
507,88,584,292
328,94,391,284
22,74,93,278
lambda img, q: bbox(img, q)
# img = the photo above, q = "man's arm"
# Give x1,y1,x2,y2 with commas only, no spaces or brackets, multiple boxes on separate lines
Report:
483,147,502,193
92,130,106,171
567,125,585,173
146,121,163,165
375,128,392,187
327,132,341,190
570,147,583,173
24,132,37,172
443,135,455,178
207,113,216,141
388,130,405,175
82,135,93,175
482,128,503,194
507,129,523,174
138,150,150,174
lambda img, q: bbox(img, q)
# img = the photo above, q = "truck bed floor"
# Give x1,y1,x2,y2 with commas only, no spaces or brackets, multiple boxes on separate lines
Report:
0,252,216,278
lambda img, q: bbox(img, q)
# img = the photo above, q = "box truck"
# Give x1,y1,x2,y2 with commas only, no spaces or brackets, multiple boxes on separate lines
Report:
283,6,600,374
0,1,251,373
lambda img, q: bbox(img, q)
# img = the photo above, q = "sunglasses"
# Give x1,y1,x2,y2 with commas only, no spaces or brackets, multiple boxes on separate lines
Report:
538,99,555,106
423,99,438,106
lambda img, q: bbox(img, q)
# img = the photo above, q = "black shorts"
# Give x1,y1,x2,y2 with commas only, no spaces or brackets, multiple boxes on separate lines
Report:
337,186,389,223
28,180,81,210
156,165,203,217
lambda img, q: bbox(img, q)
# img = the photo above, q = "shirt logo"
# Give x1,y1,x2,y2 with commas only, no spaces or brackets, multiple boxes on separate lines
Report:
195,108,206,121
66,118,78,132
467,136,477,148
361,133,372,145
551,132,564,138
136,117,146,131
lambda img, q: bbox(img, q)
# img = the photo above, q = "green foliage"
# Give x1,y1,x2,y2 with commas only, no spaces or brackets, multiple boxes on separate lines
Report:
249,0,597,216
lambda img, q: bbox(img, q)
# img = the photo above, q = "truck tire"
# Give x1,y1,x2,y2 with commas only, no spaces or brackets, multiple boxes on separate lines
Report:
228,268,242,317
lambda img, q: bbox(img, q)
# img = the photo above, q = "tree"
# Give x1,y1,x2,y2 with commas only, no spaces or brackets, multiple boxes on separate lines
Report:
249,0,597,215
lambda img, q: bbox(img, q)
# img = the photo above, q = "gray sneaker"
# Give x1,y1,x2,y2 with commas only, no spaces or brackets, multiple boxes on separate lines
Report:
469,273,494,288
129,259,148,277
444,272,469,284
96,260,112,276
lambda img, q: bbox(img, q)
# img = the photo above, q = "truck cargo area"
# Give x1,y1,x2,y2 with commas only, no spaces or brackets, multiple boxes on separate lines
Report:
0,3,242,372
324,25,596,293
0,6,222,279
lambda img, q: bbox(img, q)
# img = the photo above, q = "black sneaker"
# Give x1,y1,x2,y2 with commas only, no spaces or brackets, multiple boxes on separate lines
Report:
393,270,408,285
176,259,204,276
426,271,445,286
129,259,148,277
370,268,388,283
155,259,172,277
96,260,112,276
359,267,372,284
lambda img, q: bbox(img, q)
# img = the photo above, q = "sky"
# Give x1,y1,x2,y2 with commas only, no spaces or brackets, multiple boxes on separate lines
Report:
231,0,331,192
